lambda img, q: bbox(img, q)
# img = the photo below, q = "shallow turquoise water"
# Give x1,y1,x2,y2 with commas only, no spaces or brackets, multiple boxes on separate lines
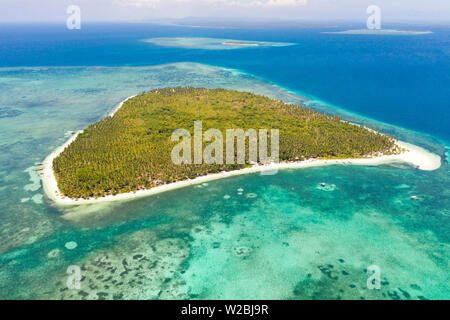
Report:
0,64,448,299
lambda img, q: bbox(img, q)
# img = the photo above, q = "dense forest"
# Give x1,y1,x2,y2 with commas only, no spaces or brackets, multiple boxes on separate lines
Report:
53,87,399,199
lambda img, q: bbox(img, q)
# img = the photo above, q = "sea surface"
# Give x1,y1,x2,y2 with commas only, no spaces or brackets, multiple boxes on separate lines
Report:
0,23,448,299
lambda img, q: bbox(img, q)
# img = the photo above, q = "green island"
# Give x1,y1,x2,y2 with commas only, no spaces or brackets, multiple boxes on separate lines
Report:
53,87,399,199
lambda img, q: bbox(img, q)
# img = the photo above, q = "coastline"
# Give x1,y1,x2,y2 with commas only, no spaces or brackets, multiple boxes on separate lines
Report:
41,96,442,206
323,29,433,35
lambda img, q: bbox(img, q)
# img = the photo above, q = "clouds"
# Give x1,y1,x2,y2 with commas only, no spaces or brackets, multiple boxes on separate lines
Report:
112,0,310,21
116,0,161,8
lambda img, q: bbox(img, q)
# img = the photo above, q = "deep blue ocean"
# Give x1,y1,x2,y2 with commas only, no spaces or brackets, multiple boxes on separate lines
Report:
0,23,449,142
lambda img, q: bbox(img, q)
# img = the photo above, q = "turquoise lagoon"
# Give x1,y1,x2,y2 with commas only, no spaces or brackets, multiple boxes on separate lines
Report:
0,63,448,299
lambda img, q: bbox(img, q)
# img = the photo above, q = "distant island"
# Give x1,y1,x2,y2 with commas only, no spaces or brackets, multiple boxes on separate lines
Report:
324,29,432,35
143,37,295,50
222,41,260,47
42,87,440,204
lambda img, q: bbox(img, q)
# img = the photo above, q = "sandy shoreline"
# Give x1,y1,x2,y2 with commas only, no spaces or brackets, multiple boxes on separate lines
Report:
108,94,137,117
41,96,442,206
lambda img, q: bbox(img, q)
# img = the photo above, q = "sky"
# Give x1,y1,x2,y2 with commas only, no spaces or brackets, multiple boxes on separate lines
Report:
0,0,449,23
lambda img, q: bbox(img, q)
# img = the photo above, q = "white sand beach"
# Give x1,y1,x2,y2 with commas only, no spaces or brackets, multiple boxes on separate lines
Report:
41,96,442,206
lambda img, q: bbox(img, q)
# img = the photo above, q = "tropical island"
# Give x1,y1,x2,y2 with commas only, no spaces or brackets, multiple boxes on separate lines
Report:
323,29,432,35
42,87,440,204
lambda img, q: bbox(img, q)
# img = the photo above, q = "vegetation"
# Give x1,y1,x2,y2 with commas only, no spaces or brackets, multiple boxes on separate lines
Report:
53,87,398,199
